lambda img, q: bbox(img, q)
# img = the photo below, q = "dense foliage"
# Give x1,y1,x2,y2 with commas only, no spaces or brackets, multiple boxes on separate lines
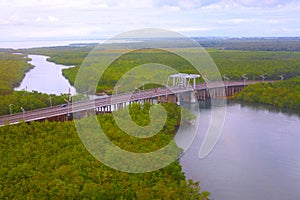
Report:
0,103,209,199
59,49,300,93
234,78,300,110
22,46,300,94
21,45,93,66
212,50,300,80
196,37,300,52
0,52,33,95
102,103,195,153
0,91,68,116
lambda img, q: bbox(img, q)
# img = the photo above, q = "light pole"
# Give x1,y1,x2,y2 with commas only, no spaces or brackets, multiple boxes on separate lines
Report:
135,87,142,102
202,74,208,87
9,104,14,115
49,96,53,107
241,74,248,86
20,107,25,120
260,74,267,82
164,85,168,103
114,86,119,95
83,90,90,100
279,74,285,81
223,74,230,84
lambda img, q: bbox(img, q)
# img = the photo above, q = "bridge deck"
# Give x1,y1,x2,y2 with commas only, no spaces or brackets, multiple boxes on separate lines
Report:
0,81,267,126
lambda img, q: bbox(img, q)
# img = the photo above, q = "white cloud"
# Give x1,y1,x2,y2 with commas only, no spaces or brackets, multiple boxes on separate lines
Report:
163,5,181,11
48,16,59,23
172,27,214,32
218,18,256,24
0,0,299,41
233,0,296,7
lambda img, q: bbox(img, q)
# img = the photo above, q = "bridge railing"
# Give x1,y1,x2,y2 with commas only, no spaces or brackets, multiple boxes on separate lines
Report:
0,80,274,126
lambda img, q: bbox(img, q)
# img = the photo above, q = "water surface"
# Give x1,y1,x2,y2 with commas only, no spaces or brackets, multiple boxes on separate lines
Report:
179,103,300,200
15,55,76,95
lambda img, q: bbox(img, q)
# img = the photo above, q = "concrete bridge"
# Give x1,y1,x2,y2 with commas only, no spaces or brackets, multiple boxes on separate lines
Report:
0,80,266,126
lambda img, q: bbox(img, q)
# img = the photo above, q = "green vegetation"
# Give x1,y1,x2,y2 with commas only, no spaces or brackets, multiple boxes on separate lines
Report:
22,46,300,94
211,50,300,80
57,49,300,93
22,45,93,66
0,52,33,95
234,78,300,110
104,103,195,153
0,103,209,199
1,39,297,198
0,91,68,116
197,37,300,51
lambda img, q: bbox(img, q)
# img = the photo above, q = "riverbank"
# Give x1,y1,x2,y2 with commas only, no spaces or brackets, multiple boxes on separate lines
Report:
15,55,76,95
234,78,300,111
21,46,300,94
0,52,33,95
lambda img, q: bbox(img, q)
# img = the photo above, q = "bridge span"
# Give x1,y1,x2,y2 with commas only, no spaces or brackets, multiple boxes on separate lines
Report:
0,81,267,126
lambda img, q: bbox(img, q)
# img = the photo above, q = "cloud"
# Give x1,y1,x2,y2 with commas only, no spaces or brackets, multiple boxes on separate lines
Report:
149,0,297,10
0,0,299,41
233,0,296,8
218,18,256,24
149,0,221,10
48,16,59,23
172,27,214,32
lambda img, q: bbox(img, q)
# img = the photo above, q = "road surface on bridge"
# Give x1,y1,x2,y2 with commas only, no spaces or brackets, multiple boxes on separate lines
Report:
0,81,266,126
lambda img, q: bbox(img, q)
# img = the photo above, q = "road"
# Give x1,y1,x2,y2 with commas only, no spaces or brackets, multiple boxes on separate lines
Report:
0,81,266,126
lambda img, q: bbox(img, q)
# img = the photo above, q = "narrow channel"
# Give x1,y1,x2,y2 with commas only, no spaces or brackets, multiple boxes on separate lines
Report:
15,54,76,95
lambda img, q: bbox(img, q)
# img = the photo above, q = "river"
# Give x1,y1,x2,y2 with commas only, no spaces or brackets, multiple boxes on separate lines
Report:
16,54,300,199
179,102,300,200
15,55,76,95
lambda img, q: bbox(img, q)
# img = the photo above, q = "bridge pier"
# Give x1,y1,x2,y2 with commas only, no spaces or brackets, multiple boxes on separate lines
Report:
157,94,178,104
178,91,196,103
195,85,246,101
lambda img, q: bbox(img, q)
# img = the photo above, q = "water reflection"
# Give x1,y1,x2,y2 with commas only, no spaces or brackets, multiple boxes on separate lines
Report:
236,100,300,118
180,101,300,200
15,55,76,95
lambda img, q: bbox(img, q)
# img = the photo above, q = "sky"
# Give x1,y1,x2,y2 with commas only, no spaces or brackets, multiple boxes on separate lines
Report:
0,0,299,42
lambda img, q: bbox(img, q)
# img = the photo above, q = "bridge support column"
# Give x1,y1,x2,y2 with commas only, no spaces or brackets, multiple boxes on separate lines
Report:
167,94,177,103
179,91,196,103
158,95,167,103
200,90,206,100
118,103,124,110
191,91,196,103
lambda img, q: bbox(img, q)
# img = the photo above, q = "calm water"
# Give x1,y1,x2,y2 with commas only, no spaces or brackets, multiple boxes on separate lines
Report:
0,39,140,49
179,102,300,200
15,55,76,95
0,39,103,49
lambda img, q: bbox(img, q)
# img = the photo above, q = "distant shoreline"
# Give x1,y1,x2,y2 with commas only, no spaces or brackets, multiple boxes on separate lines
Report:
1,37,299,50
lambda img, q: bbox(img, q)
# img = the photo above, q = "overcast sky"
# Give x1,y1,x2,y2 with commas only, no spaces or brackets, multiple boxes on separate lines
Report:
0,0,299,41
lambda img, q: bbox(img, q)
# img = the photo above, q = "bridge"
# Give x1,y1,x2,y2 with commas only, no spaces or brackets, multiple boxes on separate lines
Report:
0,80,266,126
